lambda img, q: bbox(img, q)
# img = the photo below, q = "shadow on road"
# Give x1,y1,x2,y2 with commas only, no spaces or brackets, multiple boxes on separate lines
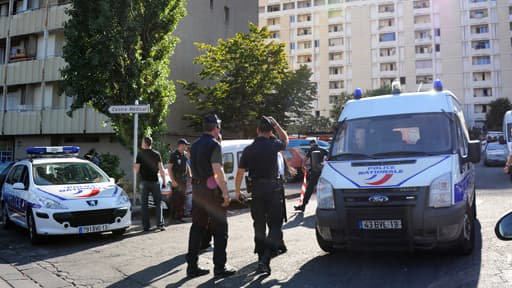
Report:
282,212,315,230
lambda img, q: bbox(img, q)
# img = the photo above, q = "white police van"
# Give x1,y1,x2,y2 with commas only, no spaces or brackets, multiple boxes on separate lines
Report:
314,80,481,254
1,146,131,244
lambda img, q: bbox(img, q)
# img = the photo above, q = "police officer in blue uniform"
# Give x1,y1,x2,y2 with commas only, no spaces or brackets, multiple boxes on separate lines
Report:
185,114,236,278
235,116,288,275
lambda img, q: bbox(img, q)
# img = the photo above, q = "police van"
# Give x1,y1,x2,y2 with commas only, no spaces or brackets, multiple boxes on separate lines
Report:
221,139,252,198
314,80,481,254
1,146,132,244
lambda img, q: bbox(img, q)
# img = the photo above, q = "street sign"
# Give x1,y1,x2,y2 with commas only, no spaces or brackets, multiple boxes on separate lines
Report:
108,105,150,114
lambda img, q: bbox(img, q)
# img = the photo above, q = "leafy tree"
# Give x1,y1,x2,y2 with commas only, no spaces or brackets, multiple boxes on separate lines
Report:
180,23,289,137
98,153,125,181
288,114,333,135
61,0,186,145
485,98,512,131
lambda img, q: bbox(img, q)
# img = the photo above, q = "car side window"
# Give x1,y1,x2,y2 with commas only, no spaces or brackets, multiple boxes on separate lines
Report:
223,153,234,174
5,165,23,185
20,166,29,189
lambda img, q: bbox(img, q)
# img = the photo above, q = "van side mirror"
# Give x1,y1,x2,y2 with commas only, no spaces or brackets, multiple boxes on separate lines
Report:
467,140,481,163
311,150,323,173
499,136,506,145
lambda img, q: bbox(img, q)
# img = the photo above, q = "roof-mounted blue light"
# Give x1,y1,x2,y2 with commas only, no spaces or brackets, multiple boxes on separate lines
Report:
27,146,80,158
354,88,363,100
433,79,443,92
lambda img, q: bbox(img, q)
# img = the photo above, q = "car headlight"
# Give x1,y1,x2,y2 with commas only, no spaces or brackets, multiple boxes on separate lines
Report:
429,173,452,208
317,177,335,209
116,190,130,205
37,196,68,210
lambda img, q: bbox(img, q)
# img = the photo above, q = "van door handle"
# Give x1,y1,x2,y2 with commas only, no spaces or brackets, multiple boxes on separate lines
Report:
228,176,234,180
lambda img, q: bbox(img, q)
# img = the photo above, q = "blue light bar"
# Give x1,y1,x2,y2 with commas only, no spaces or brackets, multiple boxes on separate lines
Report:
354,88,363,100
27,146,80,155
433,79,443,92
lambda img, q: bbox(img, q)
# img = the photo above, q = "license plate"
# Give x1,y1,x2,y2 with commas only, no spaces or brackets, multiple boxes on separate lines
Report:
359,219,402,230
78,224,110,234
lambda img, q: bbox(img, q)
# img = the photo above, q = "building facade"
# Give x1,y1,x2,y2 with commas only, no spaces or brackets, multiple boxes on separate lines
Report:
0,0,256,173
258,0,512,128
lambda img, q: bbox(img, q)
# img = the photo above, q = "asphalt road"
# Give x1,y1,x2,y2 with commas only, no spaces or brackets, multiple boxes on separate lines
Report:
1,164,512,287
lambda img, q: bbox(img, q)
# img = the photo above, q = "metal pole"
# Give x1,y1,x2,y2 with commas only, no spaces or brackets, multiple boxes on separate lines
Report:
133,99,138,205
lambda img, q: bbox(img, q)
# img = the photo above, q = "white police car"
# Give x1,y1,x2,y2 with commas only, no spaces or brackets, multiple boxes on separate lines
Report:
1,146,131,244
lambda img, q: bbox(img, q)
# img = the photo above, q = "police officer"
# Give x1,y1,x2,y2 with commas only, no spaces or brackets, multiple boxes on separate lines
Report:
235,116,288,275
294,139,328,212
133,136,167,231
185,114,236,278
168,138,190,222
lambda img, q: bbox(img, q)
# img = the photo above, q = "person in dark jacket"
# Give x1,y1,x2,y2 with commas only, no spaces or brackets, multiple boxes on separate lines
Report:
168,138,190,222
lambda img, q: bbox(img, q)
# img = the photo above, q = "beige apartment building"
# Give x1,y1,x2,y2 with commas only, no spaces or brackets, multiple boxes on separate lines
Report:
258,0,512,129
0,0,256,172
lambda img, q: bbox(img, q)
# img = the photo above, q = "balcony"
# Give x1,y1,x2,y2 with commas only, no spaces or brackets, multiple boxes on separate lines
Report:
0,17,8,38
6,59,42,85
471,47,491,56
471,79,493,88
42,107,114,134
414,37,432,45
415,52,432,60
329,74,343,81
3,110,41,135
9,4,69,37
379,70,398,78
413,7,430,16
414,22,431,30
468,1,489,9
415,67,433,75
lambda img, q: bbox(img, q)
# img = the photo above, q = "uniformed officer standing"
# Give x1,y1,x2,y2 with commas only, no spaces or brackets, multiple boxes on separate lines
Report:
235,116,288,275
185,114,236,278
168,138,190,222
294,139,328,212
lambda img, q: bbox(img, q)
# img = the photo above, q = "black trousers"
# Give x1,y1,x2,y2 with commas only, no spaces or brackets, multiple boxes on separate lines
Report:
140,180,163,230
186,181,228,269
302,170,320,207
250,181,284,264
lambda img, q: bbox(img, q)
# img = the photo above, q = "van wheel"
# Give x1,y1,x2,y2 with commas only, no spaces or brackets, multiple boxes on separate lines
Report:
316,227,335,253
27,210,42,245
454,206,475,255
2,203,12,230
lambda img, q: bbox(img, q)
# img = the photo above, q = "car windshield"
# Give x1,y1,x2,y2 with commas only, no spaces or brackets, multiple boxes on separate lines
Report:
486,143,505,151
33,162,110,185
330,113,454,160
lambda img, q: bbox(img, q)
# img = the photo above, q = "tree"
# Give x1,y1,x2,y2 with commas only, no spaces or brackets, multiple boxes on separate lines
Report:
485,98,512,131
180,23,289,137
61,0,186,145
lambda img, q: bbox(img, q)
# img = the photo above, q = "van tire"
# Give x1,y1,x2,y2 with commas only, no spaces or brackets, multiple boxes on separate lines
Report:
2,203,11,230
27,210,42,245
316,227,335,253
454,205,475,255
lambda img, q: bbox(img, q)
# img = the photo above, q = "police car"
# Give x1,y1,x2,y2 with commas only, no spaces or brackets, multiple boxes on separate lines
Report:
1,146,131,244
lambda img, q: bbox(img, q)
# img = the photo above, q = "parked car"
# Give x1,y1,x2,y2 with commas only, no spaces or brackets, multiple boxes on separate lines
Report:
283,147,305,181
0,161,14,197
1,146,131,244
483,142,507,166
288,139,330,153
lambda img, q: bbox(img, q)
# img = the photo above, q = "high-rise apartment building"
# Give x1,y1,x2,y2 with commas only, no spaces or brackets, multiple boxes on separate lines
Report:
258,0,512,129
0,0,256,172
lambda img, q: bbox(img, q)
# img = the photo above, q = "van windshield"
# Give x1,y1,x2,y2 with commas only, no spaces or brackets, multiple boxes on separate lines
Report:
331,113,453,160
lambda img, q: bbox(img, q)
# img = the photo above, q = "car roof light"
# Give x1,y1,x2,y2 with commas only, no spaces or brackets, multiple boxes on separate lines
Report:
26,146,80,158
353,88,363,100
433,79,443,92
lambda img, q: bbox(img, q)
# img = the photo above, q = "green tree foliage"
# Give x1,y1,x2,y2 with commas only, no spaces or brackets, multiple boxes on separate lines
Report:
485,98,512,131
330,86,392,123
180,23,290,137
61,0,186,145
287,114,333,135
98,153,125,181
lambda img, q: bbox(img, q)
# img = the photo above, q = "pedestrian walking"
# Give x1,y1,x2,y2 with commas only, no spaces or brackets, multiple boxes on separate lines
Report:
133,136,167,232
168,138,190,223
235,116,288,275
294,139,328,212
185,114,236,278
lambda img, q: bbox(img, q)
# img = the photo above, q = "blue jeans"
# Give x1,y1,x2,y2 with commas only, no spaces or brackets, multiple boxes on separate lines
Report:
140,180,163,230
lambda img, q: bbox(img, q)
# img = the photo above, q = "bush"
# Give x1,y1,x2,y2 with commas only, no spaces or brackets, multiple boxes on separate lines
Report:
98,153,125,181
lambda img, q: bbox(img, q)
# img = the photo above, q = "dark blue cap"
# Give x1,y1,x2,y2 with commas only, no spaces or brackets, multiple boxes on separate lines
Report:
177,138,190,145
204,114,221,124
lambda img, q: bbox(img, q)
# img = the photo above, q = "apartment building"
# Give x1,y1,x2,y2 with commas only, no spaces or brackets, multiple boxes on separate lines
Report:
258,0,512,128
0,0,256,171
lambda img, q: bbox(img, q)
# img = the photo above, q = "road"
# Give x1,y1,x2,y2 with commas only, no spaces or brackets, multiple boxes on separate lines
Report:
1,164,512,288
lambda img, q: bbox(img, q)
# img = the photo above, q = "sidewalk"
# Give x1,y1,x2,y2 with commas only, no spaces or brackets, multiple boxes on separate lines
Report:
0,258,71,288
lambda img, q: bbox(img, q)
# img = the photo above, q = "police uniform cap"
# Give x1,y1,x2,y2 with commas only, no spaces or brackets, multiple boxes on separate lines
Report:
204,114,221,124
177,138,190,145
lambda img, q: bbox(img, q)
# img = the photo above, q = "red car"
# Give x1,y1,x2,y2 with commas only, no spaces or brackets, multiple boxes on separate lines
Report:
282,147,305,181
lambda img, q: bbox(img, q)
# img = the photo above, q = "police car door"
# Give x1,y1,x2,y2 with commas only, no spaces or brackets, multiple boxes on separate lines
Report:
3,164,29,226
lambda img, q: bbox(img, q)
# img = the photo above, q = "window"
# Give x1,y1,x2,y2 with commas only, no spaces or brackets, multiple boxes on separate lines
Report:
283,2,295,10
315,111,320,117
329,81,344,89
329,66,343,75
328,9,342,18
298,14,312,22
329,52,343,60
379,33,396,42
223,153,234,174
298,28,312,36
472,40,490,49
378,4,394,13
289,42,296,50
290,15,295,23
435,44,440,52
297,0,312,8
268,4,280,12
314,40,320,47
472,24,489,34
267,18,279,26
379,19,395,29
413,0,430,9
224,6,229,23
415,30,431,40
380,62,396,71
434,28,440,37
472,56,491,65
329,24,343,33
315,0,325,6
329,95,338,104
298,55,312,63
298,41,312,49
473,87,492,97
328,37,343,47
380,47,396,56
413,16,429,24
473,72,491,81
416,75,433,84
270,31,280,39
328,0,341,4
415,45,432,54
415,59,433,69
470,9,488,19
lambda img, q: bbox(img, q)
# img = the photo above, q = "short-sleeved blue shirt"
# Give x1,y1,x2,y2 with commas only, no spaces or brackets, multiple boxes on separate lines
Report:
239,136,286,179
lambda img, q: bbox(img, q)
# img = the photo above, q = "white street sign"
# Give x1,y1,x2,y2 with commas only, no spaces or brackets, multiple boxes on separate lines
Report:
108,105,150,114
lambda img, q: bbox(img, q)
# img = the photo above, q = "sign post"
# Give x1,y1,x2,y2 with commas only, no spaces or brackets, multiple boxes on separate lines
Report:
108,101,150,205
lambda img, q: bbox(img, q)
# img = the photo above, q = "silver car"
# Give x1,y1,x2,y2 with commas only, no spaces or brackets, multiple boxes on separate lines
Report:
483,142,507,166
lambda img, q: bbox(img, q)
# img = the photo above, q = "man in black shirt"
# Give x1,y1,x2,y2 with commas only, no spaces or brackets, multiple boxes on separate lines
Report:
185,114,236,278
294,139,328,212
168,138,190,222
134,136,167,231
235,116,288,275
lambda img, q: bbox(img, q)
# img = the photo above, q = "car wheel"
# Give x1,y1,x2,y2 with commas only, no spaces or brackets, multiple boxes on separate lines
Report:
2,203,12,230
27,210,42,245
112,228,127,237
316,227,335,253
454,204,475,256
